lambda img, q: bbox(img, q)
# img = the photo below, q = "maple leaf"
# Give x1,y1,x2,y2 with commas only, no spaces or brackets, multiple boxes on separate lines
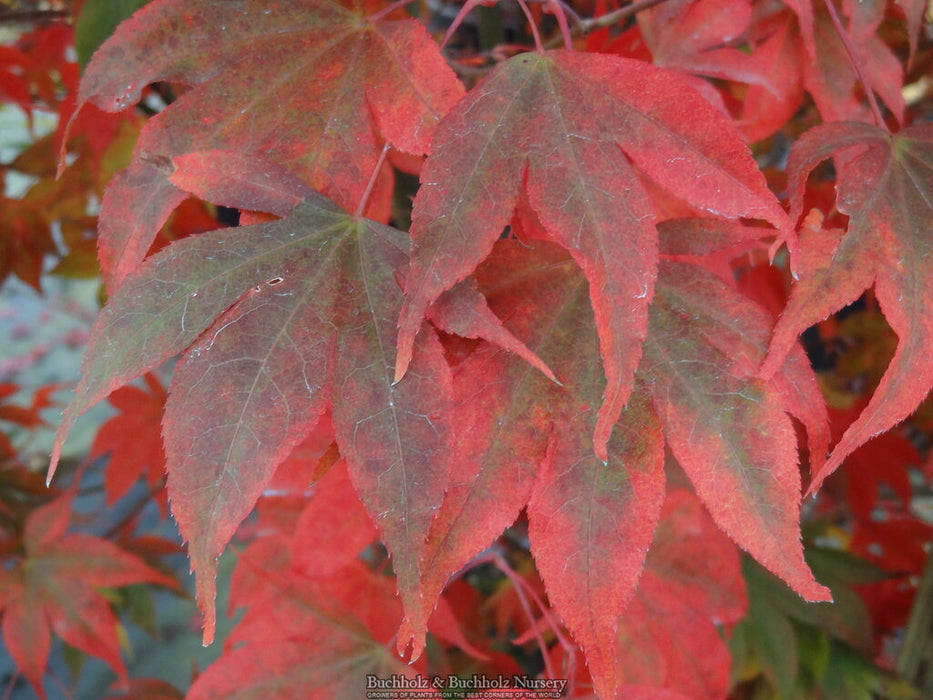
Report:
644,259,830,604
783,0,905,124
75,0,464,290
0,197,57,290
761,122,933,488
606,489,744,696
0,384,53,431
735,11,806,143
50,151,552,649
0,494,178,699
90,372,167,506
191,557,417,700
395,49,791,462
0,384,55,464
636,0,782,112
397,238,660,696
405,237,826,698
529,399,666,700
291,457,378,579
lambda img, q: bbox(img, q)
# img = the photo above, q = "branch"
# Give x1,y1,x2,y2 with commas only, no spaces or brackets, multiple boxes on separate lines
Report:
544,0,671,49
0,9,70,25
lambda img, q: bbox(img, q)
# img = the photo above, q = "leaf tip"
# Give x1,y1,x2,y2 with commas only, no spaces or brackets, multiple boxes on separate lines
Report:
393,346,411,384
805,582,833,604
592,423,610,464
200,609,216,647
46,446,61,486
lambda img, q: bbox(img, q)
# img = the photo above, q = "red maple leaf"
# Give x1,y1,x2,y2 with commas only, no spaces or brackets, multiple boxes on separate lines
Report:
404,237,827,698
395,49,791,463
761,122,933,488
192,536,422,699
784,0,906,124
74,0,464,291
50,151,554,647
0,493,178,699
90,373,167,506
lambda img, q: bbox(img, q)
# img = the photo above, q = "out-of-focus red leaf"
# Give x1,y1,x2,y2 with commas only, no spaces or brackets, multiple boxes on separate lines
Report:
590,489,744,697
397,49,789,462
426,594,491,661
616,574,732,697
291,458,377,579
0,384,54,430
827,406,918,520
645,489,746,624
77,0,464,291
638,0,783,114
0,495,178,699
736,11,806,143
851,512,932,575
90,373,167,506
762,122,933,486
0,46,35,118
193,560,415,700
785,0,905,124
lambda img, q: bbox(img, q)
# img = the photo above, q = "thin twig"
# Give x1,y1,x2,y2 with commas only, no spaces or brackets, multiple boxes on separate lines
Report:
0,9,70,25
544,0,671,49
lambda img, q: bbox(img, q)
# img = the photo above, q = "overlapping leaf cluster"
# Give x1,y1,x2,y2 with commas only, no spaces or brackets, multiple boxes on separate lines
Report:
30,0,933,697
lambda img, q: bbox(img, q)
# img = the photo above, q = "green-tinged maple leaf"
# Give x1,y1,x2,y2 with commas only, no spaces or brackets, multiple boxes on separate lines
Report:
50,152,550,648
55,175,449,645
76,0,464,290
396,49,790,462
761,122,933,489
645,260,830,604
0,494,178,699
404,239,825,698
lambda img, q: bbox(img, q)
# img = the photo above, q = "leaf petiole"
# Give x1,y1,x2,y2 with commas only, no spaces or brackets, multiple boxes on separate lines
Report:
822,0,891,132
355,142,391,218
